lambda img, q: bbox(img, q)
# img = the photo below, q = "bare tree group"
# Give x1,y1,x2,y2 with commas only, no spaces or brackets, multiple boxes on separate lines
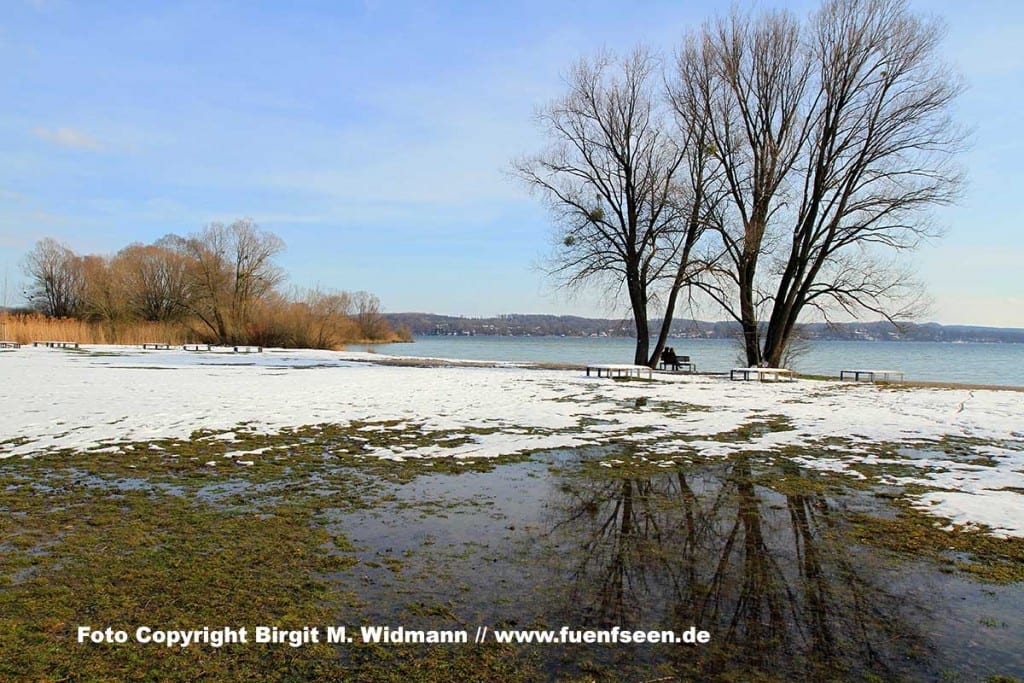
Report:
517,0,964,367
20,219,397,346
21,238,87,319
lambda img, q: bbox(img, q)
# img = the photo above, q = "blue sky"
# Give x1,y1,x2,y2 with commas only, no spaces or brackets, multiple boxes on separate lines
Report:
1,0,1022,327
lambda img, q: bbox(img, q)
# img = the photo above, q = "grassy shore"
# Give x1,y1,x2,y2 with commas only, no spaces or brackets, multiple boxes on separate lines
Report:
2,348,1023,680
2,421,1024,681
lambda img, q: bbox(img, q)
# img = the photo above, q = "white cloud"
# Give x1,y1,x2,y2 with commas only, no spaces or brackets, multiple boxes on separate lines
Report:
31,126,103,151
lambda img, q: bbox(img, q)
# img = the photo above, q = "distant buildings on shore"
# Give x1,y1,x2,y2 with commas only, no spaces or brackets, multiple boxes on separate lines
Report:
387,313,1024,343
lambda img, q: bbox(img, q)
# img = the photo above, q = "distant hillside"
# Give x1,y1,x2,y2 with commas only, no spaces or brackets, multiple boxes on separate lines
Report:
384,313,1024,344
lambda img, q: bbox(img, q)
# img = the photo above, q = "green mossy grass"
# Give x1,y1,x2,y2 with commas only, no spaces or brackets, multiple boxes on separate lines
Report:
2,417,1022,681
0,423,553,681
849,502,1024,584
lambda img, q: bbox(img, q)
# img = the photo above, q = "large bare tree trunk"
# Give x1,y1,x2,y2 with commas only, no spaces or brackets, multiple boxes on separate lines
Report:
672,0,963,367
514,48,704,367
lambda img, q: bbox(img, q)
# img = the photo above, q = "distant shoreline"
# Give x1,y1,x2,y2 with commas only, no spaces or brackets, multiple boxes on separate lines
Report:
385,313,1024,344
394,334,1024,345
350,336,1024,387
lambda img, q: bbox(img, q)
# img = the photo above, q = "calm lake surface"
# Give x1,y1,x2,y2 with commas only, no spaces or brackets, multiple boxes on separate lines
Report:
357,336,1024,387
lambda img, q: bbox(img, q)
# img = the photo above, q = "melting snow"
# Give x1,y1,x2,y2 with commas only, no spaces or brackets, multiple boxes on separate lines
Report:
1,344,1022,536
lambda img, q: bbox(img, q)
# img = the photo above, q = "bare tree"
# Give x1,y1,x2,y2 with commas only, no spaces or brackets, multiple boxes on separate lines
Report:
14,227,396,350
515,47,706,366
80,254,131,339
351,291,389,341
177,219,285,344
673,9,814,367
661,44,730,360
759,0,964,366
21,238,85,317
305,289,355,348
116,240,189,322
675,0,964,366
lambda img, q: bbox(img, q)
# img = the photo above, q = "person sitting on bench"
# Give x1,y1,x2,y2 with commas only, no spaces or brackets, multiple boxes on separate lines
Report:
661,347,680,371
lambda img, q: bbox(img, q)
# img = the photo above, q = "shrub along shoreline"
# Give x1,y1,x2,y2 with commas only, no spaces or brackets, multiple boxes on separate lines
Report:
14,219,410,349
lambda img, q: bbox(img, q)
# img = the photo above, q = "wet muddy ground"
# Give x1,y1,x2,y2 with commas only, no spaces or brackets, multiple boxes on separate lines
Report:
2,440,1022,682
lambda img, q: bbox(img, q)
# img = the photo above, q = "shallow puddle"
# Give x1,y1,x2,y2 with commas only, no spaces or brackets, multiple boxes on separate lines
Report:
329,449,1024,681
3,441,1022,681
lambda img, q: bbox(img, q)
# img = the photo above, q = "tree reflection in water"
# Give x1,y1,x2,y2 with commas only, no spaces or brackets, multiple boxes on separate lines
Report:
541,456,931,680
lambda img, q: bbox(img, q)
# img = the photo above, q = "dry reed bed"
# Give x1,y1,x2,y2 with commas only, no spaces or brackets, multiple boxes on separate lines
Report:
0,315,408,348
0,316,194,346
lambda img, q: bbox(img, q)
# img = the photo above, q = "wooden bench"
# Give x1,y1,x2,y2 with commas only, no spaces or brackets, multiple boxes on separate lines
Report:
32,341,79,349
730,367,795,382
0,341,20,349
231,346,263,353
586,364,653,379
141,343,171,350
658,356,696,373
183,344,263,353
840,369,904,383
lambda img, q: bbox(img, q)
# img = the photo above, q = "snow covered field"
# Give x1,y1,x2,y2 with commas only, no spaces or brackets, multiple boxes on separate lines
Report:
2,344,1022,537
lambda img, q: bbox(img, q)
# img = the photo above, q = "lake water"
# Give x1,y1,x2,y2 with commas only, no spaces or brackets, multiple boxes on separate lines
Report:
355,336,1024,387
